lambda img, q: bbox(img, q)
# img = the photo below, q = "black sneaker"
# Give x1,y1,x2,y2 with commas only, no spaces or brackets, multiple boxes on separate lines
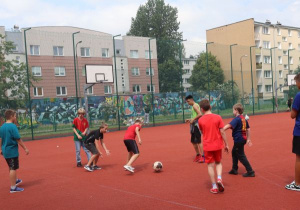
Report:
285,181,300,191
243,171,255,177
93,165,102,170
229,169,238,175
84,165,94,172
77,162,82,167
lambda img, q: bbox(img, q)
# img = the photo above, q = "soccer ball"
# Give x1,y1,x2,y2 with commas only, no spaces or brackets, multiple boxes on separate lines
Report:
245,114,249,120
153,161,163,172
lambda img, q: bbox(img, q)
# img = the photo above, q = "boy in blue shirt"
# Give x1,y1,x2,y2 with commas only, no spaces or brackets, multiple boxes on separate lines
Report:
286,74,300,191
0,110,29,193
223,103,255,177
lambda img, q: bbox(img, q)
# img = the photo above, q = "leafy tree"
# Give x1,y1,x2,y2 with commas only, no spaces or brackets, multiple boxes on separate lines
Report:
128,0,183,92
0,34,38,112
190,52,225,91
216,81,240,108
293,65,300,74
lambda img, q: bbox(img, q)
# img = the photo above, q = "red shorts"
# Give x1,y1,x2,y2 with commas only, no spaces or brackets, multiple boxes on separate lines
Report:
204,149,222,163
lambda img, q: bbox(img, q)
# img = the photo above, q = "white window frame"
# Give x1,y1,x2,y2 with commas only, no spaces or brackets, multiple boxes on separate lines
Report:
278,56,282,64
288,29,292,37
298,44,300,51
289,56,294,64
283,50,288,56
264,70,272,78
101,48,109,58
279,70,283,78
262,27,269,34
298,31,300,38
147,84,155,92
282,36,287,42
184,69,190,74
56,86,67,96
33,87,43,97
81,47,90,57
279,84,283,92
53,46,64,56
277,28,281,35
289,43,293,49
278,42,281,49
86,86,93,95
265,85,273,93
131,67,140,76
284,64,288,69
30,45,40,55
258,85,263,93
263,41,270,49
104,85,112,94
32,66,42,76
145,50,153,59
146,67,154,76
263,56,271,64
132,84,141,93
130,50,139,58
183,60,189,65
54,67,66,76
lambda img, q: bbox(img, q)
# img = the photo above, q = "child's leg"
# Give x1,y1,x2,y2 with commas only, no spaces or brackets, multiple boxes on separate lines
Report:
87,154,97,167
74,141,81,163
207,163,216,184
126,154,139,166
93,155,100,166
295,154,300,185
81,142,91,161
9,170,17,188
215,162,222,177
192,143,200,155
232,144,239,171
127,152,133,163
199,142,204,156
236,142,253,172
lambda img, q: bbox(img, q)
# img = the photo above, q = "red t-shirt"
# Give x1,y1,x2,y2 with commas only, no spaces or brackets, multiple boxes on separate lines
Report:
124,124,141,140
73,117,89,132
198,113,224,151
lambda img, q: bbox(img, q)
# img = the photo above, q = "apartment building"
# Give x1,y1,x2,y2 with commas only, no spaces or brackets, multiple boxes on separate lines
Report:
182,58,197,92
207,18,300,100
1,26,159,99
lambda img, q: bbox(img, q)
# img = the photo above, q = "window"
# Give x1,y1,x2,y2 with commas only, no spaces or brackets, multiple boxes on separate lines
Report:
262,27,269,34
86,87,93,95
33,87,43,97
15,56,20,64
279,70,283,78
131,67,140,76
146,68,154,76
278,42,281,49
258,85,262,93
54,67,66,76
145,50,153,59
32,66,42,76
282,36,287,42
298,44,300,51
184,78,190,83
265,85,272,92
289,56,293,64
255,40,260,48
263,41,270,49
81,47,90,57
132,85,141,93
53,46,63,56
298,31,300,38
288,29,292,37
147,84,155,92
104,86,112,94
12,45,18,52
263,56,271,64
116,49,121,55
279,84,283,92
289,43,293,49
30,45,40,55
277,28,281,35
184,69,190,74
183,60,189,65
82,66,86,76
283,50,288,56
102,48,109,57
264,70,272,78
130,50,139,58
56,86,67,96
278,56,282,64
284,64,288,69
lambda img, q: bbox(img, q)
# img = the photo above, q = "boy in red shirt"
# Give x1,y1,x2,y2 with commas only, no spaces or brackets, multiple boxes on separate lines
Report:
123,118,143,173
198,99,229,194
72,108,91,167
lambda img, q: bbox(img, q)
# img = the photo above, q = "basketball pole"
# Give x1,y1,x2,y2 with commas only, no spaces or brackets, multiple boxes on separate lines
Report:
113,34,121,130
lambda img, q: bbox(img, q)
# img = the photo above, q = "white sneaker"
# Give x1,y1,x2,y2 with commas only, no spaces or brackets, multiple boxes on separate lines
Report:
124,165,134,173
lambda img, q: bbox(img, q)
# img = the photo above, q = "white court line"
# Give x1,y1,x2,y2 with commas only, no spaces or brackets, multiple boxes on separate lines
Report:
255,173,283,188
97,184,205,210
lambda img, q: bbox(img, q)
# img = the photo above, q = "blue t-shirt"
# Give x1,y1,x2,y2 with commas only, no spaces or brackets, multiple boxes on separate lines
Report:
229,115,250,143
0,123,20,158
292,92,300,136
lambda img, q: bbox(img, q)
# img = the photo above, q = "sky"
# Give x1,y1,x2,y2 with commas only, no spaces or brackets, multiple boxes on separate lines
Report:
1,0,300,56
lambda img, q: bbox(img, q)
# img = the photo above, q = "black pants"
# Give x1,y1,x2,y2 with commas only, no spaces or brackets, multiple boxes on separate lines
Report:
232,141,253,172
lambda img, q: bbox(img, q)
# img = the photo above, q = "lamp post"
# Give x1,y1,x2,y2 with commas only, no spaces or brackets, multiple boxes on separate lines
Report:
270,47,277,113
23,27,34,140
240,55,247,106
230,44,238,106
75,40,82,107
179,39,187,123
250,46,256,115
72,31,80,109
148,38,156,126
113,34,121,130
206,42,214,101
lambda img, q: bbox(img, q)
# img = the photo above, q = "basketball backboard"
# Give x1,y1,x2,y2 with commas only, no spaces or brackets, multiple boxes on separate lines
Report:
85,65,114,84
287,74,296,86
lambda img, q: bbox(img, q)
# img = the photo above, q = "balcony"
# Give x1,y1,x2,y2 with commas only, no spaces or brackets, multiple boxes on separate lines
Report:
256,62,262,69
254,34,260,40
255,48,261,55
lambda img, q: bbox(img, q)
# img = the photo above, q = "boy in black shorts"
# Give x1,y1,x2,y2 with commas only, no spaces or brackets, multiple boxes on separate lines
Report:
123,119,143,173
83,123,110,172
0,109,29,193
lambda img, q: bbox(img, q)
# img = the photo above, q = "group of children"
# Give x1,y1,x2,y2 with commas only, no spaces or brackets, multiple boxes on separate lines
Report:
2,75,300,193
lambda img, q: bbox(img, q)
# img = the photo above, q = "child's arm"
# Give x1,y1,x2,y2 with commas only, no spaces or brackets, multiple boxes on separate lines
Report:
100,139,110,155
291,109,298,119
73,128,82,140
220,128,229,153
82,128,88,136
223,124,232,131
246,128,252,146
135,127,142,145
94,140,103,157
16,139,29,155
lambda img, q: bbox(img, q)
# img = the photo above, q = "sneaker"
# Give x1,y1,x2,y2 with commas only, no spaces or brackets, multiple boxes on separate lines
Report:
124,167,135,171
16,179,22,186
210,188,218,194
84,165,94,172
243,171,255,177
198,156,205,163
285,181,300,191
93,165,102,170
217,179,225,192
10,187,24,193
77,162,82,167
124,165,134,173
229,169,238,175
193,155,201,162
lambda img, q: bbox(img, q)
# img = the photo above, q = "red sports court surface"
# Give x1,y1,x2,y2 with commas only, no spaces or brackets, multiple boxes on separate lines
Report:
0,112,299,210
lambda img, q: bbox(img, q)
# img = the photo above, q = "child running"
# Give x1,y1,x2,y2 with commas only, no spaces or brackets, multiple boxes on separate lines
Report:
198,99,229,194
223,104,255,177
185,95,204,163
83,123,109,172
0,109,29,193
123,118,143,173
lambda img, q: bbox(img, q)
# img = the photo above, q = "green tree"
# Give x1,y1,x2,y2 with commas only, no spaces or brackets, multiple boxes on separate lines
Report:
0,34,38,112
190,52,225,91
128,0,183,92
293,65,300,74
216,81,240,108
